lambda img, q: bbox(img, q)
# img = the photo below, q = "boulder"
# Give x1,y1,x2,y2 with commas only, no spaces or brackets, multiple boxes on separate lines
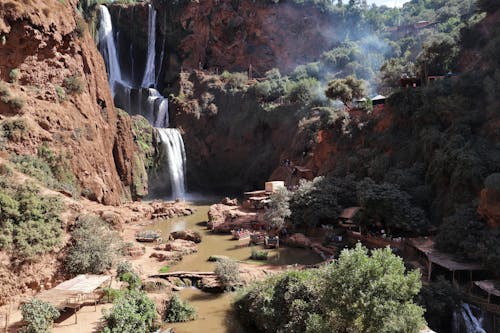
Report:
170,229,202,243
221,197,238,206
163,239,198,255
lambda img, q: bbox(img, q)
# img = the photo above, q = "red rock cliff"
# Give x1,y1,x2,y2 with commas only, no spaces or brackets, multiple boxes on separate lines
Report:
0,0,143,204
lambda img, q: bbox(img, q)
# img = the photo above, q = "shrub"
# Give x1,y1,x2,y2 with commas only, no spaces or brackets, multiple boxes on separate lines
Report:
10,154,55,186
55,85,66,102
235,244,425,333
63,74,84,94
164,294,197,323
1,119,28,141
264,187,290,231
250,249,268,260
8,96,25,109
65,215,121,274
0,181,63,261
20,299,60,333
223,72,247,91
9,68,20,83
214,258,240,290
101,290,157,333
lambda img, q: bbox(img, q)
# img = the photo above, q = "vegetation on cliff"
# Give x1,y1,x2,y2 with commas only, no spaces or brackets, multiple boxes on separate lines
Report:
235,244,425,333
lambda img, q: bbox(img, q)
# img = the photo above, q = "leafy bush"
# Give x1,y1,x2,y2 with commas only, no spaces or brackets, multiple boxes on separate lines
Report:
214,258,240,290
164,294,197,323
264,187,290,231
1,119,28,141
101,290,157,333
55,85,66,102
65,215,121,274
236,244,425,333
0,180,63,262
250,249,268,260
64,74,84,94
9,68,20,83
20,299,60,333
223,72,248,91
417,276,462,332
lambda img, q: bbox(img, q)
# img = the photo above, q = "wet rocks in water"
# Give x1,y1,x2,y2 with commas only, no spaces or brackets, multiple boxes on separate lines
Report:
150,251,183,262
170,229,202,243
151,201,194,219
161,239,198,255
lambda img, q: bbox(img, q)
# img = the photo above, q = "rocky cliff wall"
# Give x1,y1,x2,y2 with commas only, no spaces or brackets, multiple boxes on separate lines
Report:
110,0,339,92
0,0,146,204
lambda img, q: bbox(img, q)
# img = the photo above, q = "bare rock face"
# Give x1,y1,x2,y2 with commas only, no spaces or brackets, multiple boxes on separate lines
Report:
0,0,145,204
162,239,198,255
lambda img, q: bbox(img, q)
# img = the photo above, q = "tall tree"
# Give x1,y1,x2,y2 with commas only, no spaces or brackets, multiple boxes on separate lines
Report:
325,75,366,109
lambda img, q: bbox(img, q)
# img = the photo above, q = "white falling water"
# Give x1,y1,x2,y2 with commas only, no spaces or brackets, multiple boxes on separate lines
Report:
141,4,157,88
453,303,487,333
157,129,187,199
98,5,122,96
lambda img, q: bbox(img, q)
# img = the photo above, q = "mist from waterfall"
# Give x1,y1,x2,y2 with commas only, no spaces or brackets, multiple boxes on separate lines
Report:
141,4,157,88
157,129,187,200
98,4,187,199
98,5,122,96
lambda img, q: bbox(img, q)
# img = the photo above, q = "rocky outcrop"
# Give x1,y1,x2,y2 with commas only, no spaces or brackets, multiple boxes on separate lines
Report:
478,188,500,228
170,230,202,243
0,0,146,204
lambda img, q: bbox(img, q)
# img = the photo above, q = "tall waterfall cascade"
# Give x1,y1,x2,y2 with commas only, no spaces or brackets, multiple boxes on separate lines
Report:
98,4,186,199
98,6,122,96
141,4,157,88
157,129,187,200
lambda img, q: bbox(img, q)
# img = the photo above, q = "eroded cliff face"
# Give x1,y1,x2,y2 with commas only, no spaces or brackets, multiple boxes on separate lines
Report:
110,0,339,91
0,0,146,204
171,71,300,193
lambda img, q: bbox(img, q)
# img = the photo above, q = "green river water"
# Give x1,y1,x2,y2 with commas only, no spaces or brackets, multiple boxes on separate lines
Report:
147,202,321,332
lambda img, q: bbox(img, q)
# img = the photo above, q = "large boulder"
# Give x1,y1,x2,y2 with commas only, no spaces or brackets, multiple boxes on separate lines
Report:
284,233,312,248
170,229,202,243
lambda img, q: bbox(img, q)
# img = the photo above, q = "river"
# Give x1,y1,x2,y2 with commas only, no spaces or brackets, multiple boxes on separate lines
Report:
147,201,321,332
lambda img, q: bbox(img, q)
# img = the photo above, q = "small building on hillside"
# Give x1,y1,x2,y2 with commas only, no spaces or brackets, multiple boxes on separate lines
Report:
400,76,422,88
372,95,386,108
407,238,486,284
338,207,362,231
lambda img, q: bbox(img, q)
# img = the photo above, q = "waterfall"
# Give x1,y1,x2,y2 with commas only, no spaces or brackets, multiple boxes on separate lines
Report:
98,4,187,199
157,129,187,199
453,303,487,333
98,5,122,96
141,4,157,88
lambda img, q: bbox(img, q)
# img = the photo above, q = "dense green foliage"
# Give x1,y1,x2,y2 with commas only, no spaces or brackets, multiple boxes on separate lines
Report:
264,187,291,231
101,290,157,333
65,215,121,274
417,276,462,333
0,178,63,262
20,299,60,333
214,258,241,290
235,244,425,333
164,294,198,323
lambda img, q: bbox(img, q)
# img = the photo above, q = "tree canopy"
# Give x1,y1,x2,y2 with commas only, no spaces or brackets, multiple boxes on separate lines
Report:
235,243,426,333
325,75,366,108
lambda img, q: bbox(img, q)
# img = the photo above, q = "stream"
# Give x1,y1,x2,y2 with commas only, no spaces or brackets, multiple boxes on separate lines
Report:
147,201,322,332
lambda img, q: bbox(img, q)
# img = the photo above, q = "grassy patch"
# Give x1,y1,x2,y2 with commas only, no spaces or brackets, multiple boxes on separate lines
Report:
64,74,84,94
159,265,170,273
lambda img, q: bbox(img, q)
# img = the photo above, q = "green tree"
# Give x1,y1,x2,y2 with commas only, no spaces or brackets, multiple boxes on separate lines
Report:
264,187,291,231
164,294,197,323
65,215,121,274
20,299,60,333
325,75,366,109
417,33,459,76
315,244,425,333
214,258,240,290
101,290,157,333
235,244,425,333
